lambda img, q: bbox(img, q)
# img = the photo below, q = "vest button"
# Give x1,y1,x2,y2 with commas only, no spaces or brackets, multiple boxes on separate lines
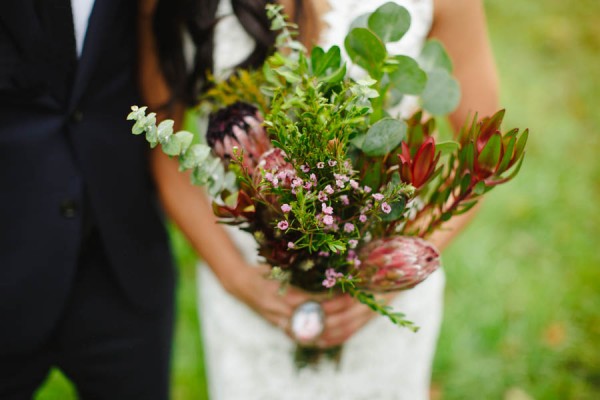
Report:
60,200,79,219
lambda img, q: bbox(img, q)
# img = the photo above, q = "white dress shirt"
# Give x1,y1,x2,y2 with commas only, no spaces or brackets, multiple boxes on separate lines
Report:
71,0,95,57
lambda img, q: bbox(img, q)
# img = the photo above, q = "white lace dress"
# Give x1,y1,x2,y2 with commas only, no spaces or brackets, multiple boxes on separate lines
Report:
197,1,445,399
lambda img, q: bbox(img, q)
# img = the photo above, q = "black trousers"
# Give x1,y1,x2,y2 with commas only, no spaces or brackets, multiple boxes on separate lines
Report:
0,229,175,399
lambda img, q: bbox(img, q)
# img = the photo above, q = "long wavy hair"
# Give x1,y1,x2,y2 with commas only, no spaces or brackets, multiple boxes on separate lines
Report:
152,0,316,107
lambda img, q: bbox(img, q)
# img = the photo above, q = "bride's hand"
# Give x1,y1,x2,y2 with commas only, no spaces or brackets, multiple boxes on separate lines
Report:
225,264,311,332
317,292,397,348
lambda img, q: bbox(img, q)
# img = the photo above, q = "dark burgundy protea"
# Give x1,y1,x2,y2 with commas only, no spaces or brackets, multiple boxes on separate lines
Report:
206,102,271,170
357,236,440,292
398,136,440,189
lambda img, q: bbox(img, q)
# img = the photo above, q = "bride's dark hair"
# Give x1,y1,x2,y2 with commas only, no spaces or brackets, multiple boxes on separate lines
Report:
152,0,284,106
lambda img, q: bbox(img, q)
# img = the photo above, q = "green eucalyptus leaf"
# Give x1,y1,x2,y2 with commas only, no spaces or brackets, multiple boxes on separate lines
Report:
388,55,427,95
360,118,407,156
179,144,211,170
157,119,174,143
368,2,411,43
418,39,453,72
145,124,158,148
344,28,387,77
421,68,461,116
349,13,369,30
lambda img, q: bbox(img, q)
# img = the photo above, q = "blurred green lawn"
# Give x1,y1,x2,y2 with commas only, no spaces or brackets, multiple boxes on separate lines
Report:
35,0,599,398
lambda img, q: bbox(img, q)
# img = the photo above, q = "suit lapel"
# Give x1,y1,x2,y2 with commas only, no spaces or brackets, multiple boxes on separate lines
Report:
68,0,121,112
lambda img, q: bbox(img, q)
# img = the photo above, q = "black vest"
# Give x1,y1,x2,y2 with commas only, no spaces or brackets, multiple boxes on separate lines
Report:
0,0,173,354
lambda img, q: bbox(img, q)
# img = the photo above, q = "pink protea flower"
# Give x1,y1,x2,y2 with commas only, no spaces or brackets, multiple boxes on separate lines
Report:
357,236,440,292
206,102,271,170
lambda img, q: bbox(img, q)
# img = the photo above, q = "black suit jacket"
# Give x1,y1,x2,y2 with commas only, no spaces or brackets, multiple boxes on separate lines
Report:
0,0,173,354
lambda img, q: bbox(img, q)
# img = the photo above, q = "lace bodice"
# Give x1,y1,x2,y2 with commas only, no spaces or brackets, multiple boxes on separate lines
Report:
214,0,433,74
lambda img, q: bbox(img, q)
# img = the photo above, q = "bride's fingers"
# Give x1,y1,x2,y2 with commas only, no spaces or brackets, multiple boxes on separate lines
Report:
318,302,373,346
320,294,354,315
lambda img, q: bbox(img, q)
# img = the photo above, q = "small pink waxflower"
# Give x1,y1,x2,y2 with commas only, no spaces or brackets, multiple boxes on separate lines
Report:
350,180,359,190
287,242,295,249
336,179,345,189
348,239,358,249
344,223,355,233
381,202,392,214
359,214,367,223
309,173,317,182
364,186,372,193
276,171,287,181
321,203,333,215
339,195,349,205
277,220,289,230
324,185,335,195
328,160,337,167
303,181,313,190
372,193,384,201
318,251,330,257
334,173,349,182
281,204,292,213
322,268,344,288
300,164,310,173
317,162,325,169
323,215,334,225
317,191,328,202
291,178,303,188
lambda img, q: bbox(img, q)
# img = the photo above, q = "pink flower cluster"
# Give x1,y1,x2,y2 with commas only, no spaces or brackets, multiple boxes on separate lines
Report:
322,268,344,288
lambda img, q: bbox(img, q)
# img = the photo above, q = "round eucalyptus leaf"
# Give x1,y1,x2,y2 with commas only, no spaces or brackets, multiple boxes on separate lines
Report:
418,39,453,72
421,68,461,116
368,2,411,43
388,55,427,95
344,28,387,76
349,13,369,30
360,118,407,156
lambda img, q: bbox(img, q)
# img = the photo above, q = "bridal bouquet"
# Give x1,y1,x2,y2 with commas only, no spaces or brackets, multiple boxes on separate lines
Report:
129,3,527,335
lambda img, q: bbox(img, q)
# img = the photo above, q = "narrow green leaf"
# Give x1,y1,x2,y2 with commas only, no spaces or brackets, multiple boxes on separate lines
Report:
435,140,460,156
477,132,502,170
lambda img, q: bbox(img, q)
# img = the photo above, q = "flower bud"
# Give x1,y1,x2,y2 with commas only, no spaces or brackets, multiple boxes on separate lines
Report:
357,236,440,292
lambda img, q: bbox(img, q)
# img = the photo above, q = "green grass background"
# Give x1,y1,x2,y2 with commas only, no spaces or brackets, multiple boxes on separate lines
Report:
35,0,600,398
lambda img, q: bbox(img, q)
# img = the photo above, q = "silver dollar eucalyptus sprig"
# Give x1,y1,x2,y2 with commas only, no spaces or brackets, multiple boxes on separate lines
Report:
127,106,237,197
